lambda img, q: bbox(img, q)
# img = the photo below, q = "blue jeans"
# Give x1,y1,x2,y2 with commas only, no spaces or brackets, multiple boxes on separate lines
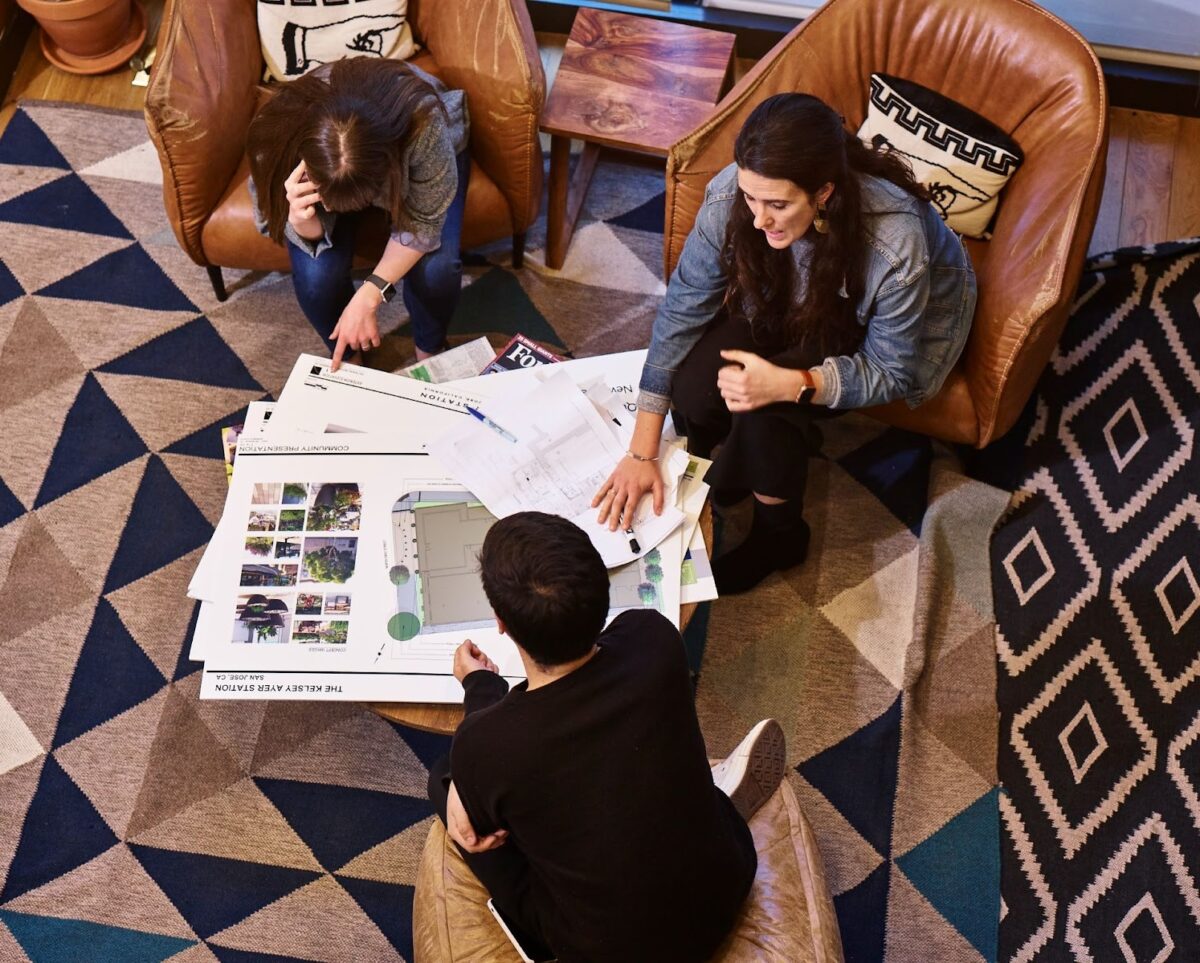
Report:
286,151,470,354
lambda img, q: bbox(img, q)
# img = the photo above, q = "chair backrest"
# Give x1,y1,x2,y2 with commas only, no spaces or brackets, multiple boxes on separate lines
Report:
663,0,1107,446
407,0,546,233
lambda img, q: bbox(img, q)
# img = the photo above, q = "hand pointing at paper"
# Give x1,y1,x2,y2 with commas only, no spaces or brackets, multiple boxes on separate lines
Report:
592,409,666,531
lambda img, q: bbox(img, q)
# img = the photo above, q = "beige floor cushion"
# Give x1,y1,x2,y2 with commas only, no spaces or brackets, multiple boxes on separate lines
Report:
412,779,844,962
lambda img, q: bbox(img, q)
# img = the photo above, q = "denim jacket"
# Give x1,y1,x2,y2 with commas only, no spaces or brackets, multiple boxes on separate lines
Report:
637,164,977,414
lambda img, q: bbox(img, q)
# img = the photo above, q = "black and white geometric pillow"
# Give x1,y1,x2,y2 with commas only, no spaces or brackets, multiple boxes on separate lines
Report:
857,73,1024,239
257,0,417,83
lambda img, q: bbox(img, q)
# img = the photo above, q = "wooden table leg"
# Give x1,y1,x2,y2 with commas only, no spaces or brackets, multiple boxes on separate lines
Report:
546,135,572,270
545,137,601,270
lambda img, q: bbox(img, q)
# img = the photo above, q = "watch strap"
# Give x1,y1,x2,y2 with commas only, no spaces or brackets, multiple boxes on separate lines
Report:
365,273,396,302
794,370,816,405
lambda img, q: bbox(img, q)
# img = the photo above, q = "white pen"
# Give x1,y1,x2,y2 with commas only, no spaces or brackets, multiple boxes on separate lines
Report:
465,405,518,443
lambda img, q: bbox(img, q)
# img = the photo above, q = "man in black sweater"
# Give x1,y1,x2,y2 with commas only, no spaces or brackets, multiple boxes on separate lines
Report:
426,511,786,962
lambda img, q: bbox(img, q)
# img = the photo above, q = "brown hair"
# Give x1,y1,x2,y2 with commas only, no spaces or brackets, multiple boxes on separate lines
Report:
247,57,442,243
724,93,929,364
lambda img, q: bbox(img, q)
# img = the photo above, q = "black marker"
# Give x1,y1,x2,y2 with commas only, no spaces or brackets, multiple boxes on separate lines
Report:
625,526,640,554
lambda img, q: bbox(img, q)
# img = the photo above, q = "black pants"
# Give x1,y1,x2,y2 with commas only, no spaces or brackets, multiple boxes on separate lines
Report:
671,313,838,502
427,756,553,958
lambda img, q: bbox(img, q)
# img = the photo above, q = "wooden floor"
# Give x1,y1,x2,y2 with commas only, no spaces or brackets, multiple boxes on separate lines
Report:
0,1,162,130
1090,109,1200,254
3,19,1199,256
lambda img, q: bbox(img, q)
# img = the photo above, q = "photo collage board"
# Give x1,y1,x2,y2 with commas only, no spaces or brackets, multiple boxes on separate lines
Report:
234,480,361,650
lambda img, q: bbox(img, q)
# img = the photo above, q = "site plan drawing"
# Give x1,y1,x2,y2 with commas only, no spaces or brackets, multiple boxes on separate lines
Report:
384,489,670,672
269,351,649,440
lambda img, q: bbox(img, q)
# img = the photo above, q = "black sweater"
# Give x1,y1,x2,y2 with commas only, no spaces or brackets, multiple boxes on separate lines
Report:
451,610,756,963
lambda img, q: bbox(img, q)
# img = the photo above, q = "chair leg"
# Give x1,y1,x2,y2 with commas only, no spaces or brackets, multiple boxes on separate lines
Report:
207,265,228,302
511,232,526,269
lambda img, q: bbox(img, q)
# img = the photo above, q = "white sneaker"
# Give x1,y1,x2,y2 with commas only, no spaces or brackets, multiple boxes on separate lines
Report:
711,719,786,822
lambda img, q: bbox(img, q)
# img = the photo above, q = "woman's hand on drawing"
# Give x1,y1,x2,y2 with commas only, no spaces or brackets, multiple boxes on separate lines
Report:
717,349,804,411
592,455,664,532
285,160,325,240
329,284,382,371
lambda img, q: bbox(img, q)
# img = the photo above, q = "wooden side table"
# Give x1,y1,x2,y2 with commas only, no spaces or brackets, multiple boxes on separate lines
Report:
370,503,714,734
538,9,736,270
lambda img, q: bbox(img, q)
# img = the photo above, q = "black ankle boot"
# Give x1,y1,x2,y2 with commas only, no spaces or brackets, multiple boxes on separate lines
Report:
713,499,809,595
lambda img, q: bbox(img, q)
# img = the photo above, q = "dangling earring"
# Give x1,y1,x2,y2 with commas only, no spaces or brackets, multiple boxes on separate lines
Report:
813,198,830,235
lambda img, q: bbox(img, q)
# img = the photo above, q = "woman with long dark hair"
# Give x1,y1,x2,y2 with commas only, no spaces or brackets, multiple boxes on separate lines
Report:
594,93,977,593
247,56,469,370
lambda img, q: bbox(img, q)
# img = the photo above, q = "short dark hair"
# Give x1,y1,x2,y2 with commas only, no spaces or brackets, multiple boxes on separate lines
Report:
479,512,609,667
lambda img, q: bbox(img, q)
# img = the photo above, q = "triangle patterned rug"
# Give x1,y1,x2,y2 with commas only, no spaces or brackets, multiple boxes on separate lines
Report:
0,102,1006,962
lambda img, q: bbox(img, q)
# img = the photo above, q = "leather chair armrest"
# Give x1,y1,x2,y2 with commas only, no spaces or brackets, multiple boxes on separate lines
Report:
144,0,264,265
410,0,546,233
955,91,1107,445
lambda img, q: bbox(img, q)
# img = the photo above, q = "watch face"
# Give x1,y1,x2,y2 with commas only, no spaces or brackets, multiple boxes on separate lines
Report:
796,385,815,404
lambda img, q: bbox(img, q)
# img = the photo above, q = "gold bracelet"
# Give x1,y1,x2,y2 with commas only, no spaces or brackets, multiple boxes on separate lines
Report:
626,449,658,463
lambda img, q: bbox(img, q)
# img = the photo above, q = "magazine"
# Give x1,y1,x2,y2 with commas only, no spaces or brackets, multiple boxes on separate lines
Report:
478,334,564,374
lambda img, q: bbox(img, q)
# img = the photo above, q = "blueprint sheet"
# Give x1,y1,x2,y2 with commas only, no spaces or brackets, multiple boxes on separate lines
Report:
428,370,687,565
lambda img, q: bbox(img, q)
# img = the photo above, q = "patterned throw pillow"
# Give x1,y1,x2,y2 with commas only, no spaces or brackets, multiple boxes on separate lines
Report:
258,0,417,83
857,73,1024,238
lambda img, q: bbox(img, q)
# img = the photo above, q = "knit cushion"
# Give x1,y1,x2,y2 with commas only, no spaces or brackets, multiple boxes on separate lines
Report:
857,73,1023,238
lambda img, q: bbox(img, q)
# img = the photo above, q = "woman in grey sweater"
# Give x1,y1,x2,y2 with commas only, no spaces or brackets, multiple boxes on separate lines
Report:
248,56,469,370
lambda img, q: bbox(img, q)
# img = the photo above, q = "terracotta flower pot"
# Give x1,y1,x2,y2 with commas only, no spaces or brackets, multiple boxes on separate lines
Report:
16,0,147,75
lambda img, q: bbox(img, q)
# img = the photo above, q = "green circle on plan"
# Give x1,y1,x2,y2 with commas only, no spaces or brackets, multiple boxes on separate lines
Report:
389,565,411,585
388,612,421,641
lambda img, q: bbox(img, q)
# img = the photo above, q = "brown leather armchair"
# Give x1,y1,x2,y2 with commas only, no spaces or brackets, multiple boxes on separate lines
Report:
662,0,1107,447
145,0,545,301
413,777,844,962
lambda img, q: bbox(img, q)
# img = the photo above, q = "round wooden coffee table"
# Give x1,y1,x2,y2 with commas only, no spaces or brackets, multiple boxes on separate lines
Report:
369,504,713,734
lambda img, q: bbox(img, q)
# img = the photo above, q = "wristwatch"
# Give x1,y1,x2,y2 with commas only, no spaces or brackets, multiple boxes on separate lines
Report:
364,273,397,303
794,370,816,405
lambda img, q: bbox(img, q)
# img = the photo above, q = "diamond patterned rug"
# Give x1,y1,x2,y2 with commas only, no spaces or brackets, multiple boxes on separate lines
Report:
0,102,1008,962
992,239,1200,962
